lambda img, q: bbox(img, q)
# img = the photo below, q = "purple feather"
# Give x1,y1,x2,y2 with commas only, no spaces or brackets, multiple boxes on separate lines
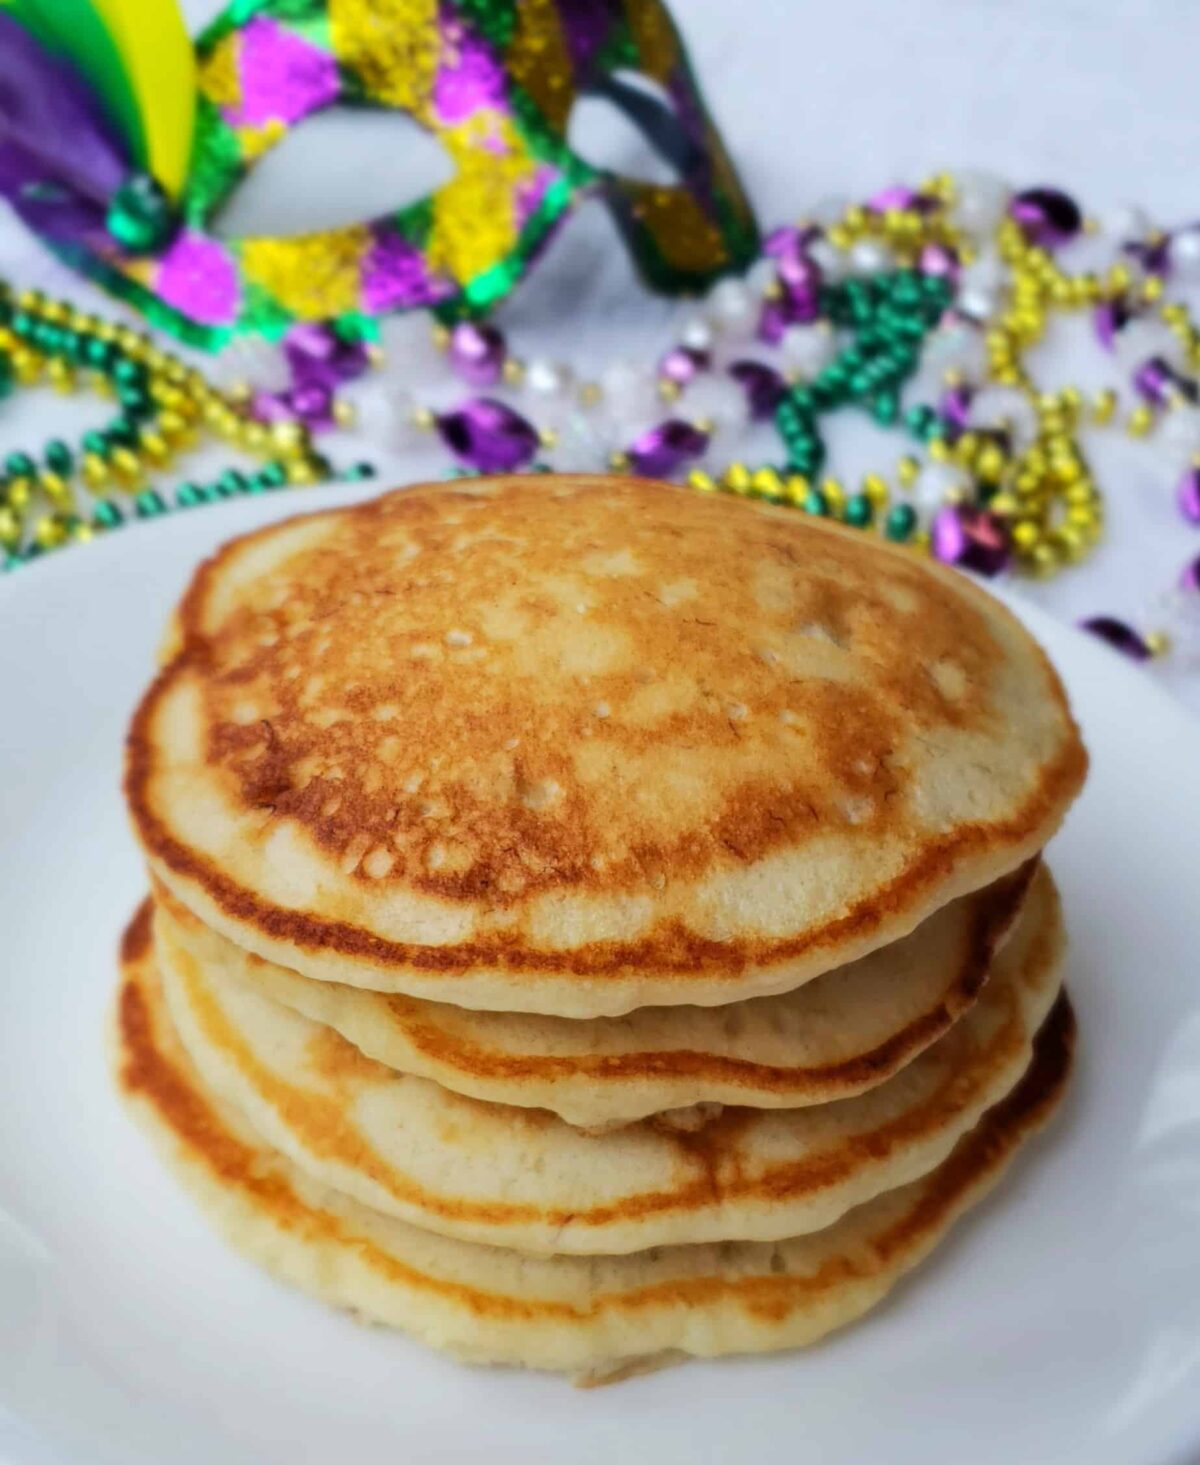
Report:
0,13,129,245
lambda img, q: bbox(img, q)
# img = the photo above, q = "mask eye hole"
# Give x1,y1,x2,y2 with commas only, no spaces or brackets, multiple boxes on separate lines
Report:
568,70,698,186
211,109,454,239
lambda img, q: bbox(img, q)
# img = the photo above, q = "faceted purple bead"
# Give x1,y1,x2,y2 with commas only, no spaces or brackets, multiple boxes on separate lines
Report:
930,506,1011,577
1078,616,1152,660
1133,357,1196,406
938,383,973,433
918,241,960,281
284,322,370,389
658,345,709,387
1009,187,1083,247
1180,553,1200,592
447,321,506,387
250,389,293,424
288,380,337,431
1093,298,1131,351
436,397,539,472
1178,466,1200,524
1125,236,1171,277
729,359,788,420
625,419,710,478
764,225,819,258
776,248,822,306
758,290,818,344
868,185,935,214
251,383,335,432
757,297,791,345
1133,356,1178,406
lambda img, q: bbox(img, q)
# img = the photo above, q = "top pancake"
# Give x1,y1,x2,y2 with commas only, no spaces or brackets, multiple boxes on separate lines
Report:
126,476,1086,1017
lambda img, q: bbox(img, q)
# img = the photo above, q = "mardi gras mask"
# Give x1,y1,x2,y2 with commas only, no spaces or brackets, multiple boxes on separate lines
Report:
0,0,759,347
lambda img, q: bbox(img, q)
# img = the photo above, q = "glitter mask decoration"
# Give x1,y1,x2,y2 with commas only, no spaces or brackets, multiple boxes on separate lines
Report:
0,0,759,348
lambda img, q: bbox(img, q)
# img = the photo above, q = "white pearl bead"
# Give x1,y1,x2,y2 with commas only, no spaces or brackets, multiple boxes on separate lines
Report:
525,357,572,398
969,385,1039,447
745,257,779,294
706,277,759,338
952,170,1010,238
681,373,747,431
779,323,836,377
1113,317,1184,372
352,383,425,452
210,338,290,393
957,284,1001,322
678,314,715,352
1155,588,1200,669
959,249,1005,292
549,411,607,471
376,313,450,386
1170,228,1200,282
1155,404,1200,466
849,239,893,275
922,322,987,378
910,463,967,514
806,238,845,281
1103,203,1153,242
599,359,657,415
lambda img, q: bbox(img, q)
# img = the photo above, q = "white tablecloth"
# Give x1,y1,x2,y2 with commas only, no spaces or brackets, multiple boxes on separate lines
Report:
3,0,1199,715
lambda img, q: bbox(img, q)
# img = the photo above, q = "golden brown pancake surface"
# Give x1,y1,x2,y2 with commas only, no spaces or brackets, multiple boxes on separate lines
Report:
127,477,1086,1014
113,901,1076,1377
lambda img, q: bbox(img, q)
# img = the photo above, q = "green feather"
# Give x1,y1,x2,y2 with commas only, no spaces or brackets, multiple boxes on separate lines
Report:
1,0,147,167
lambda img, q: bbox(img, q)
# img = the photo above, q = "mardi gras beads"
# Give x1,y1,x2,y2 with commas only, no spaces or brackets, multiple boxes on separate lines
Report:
0,282,348,569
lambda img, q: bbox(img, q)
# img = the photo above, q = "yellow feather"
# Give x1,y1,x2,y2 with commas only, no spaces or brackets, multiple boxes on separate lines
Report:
90,0,195,197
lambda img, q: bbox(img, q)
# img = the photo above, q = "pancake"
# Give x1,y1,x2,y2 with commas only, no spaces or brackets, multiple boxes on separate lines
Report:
114,905,1075,1379
152,865,1064,1256
153,862,1035,1126
125,476,1086,1017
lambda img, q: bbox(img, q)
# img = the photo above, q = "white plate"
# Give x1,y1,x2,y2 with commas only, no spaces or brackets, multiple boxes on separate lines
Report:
1,488,1199,1465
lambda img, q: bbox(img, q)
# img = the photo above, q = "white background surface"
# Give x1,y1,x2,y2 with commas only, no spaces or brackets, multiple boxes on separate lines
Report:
2,0,1200,709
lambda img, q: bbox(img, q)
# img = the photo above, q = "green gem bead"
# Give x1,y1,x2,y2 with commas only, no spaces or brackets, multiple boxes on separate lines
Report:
175,482,208,508
113,357,143,386
106,172,178,254
5,451,36,479
92,500,123,529
57,328,81,360
802,488,828,516
82,429,110,457
258,461,288,487
884,503,918,541
83,336,113,369
843,493,873,528
872,393,899,426
106,416,139,448
217,469,250,495
9,310,34,338
134,489,167,518
346,461,377,480
45,439,73,475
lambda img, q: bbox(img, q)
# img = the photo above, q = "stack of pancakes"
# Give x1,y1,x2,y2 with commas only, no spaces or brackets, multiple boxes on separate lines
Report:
115,476,1086,1381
